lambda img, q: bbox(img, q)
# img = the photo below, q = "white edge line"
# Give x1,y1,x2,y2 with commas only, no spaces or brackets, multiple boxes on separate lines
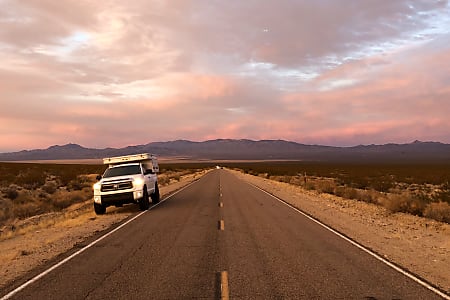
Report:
248,182,450,300
0,179,199,300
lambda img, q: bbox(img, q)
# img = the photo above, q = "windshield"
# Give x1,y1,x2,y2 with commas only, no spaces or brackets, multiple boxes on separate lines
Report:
103,165,141,178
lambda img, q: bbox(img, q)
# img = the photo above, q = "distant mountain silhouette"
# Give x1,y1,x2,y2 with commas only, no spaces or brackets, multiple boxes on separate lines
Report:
0,139,449,163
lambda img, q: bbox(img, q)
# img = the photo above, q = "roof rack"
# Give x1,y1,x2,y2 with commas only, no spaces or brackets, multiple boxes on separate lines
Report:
103,153,155,165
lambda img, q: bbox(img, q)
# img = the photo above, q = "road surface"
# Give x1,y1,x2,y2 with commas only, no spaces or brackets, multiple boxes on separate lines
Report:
1,170,445,299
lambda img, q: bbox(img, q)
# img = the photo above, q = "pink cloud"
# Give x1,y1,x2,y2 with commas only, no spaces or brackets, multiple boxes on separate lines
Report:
0,1,449,151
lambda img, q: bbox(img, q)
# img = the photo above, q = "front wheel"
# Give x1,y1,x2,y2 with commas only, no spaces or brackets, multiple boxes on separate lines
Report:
94,203,106,215
139,187,150,211
151,183,160,204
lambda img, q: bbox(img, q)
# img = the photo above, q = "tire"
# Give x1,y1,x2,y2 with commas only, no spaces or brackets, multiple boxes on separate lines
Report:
139,186,150,211
151,183,160,204
94,203,106,215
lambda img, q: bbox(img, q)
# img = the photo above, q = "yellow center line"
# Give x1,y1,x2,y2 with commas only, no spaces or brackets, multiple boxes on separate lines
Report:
219,220,225,230
221,271,229,300
219,202,224,208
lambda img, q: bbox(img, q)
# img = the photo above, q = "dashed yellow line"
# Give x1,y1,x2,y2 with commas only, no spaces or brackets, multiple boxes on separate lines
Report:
219,220,225,231
219,202,224,208
221,271,229,300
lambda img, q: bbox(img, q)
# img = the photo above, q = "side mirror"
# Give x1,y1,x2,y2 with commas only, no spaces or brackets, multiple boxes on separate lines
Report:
96,175,102,181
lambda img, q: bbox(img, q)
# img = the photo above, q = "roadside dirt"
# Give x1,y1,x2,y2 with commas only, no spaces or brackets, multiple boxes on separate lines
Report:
230,170,450,294
0,171,207,289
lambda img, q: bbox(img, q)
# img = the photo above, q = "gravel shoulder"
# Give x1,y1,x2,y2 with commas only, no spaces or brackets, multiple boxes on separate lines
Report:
230,170,450,294
0,171,207,290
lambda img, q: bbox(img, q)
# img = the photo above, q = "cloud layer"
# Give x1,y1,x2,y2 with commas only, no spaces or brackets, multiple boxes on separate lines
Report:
1,0,449,151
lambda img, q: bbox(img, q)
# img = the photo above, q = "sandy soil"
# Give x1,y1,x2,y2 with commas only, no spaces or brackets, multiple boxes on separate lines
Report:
230,170,450,294
0,171,207,289
1,169,449,295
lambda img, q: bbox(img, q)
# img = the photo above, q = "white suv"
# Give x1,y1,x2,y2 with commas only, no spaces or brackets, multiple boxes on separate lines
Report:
93,154,159,214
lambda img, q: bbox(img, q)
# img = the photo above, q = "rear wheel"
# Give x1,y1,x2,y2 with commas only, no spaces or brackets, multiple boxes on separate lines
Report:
151,183,160,204
139,187,150,210
94,203,106,215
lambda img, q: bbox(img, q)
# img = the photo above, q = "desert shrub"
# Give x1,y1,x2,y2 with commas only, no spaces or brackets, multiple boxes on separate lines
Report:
0,208,9,223
367,178,395,193
333,186,359,200
51,191,86,210
67,179,83,191
38,191,49,199
223,161,450,193
433,182,450,204
16,169,46,189
304,182,316,190
382,193,427,215
341,187,359,200
334,186,346,197
0,199,13,223
423,202,450,223
11,193,39,219
52,197,72,210
12,202,40,219
67,175,94,191
158,175,170,186
288,176,304,186
5,187,19,200
315,180,336,194
269,175,289,183
355,189,380,204
42,182,57,194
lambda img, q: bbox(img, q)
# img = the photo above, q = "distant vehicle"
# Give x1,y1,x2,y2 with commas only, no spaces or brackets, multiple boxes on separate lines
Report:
93,153,160,215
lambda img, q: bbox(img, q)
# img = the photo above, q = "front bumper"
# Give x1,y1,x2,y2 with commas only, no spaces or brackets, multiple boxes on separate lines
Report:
94,188,144,206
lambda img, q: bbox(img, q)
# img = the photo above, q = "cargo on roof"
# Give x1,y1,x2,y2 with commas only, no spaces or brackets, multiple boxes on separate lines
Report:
103,153,156,165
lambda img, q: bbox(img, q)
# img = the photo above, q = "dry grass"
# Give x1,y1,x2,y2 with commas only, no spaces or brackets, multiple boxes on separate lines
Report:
424,202,450,223
229,161,450,224
0,162,213,239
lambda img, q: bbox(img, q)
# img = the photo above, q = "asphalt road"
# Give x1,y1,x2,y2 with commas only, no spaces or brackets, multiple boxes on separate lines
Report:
2,169,445,299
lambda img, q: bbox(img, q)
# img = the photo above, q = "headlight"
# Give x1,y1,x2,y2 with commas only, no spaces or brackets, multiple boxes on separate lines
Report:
133,178,144,187
93,182,101,190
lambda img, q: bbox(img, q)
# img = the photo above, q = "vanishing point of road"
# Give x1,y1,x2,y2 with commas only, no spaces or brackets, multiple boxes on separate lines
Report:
1,169,446,299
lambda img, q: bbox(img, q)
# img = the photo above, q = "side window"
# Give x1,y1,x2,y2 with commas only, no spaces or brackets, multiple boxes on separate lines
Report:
143,165,153,175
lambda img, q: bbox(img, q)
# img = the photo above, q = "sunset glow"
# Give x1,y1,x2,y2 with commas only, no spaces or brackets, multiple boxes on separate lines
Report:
1,1,449,151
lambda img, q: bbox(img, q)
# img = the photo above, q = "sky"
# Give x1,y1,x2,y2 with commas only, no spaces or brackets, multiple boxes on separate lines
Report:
0,0,449,152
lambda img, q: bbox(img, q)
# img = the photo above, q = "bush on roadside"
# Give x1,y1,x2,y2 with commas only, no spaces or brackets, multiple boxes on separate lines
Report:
42,182,57,194
432,182,450,204
355,189,380,204
334,186,357,199
315,180,336,194
304,182,316,190
11,193,39,219
382,193,427,216
16,169,46,189
5,187,19,200
0,199,13,223
158,175,170,186
51,191,87,210
423,202,450,223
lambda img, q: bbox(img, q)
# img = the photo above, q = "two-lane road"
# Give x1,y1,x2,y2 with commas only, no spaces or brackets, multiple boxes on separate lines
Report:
1,170,445,299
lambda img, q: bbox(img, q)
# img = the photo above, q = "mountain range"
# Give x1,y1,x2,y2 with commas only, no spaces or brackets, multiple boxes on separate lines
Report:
0,139,449,163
